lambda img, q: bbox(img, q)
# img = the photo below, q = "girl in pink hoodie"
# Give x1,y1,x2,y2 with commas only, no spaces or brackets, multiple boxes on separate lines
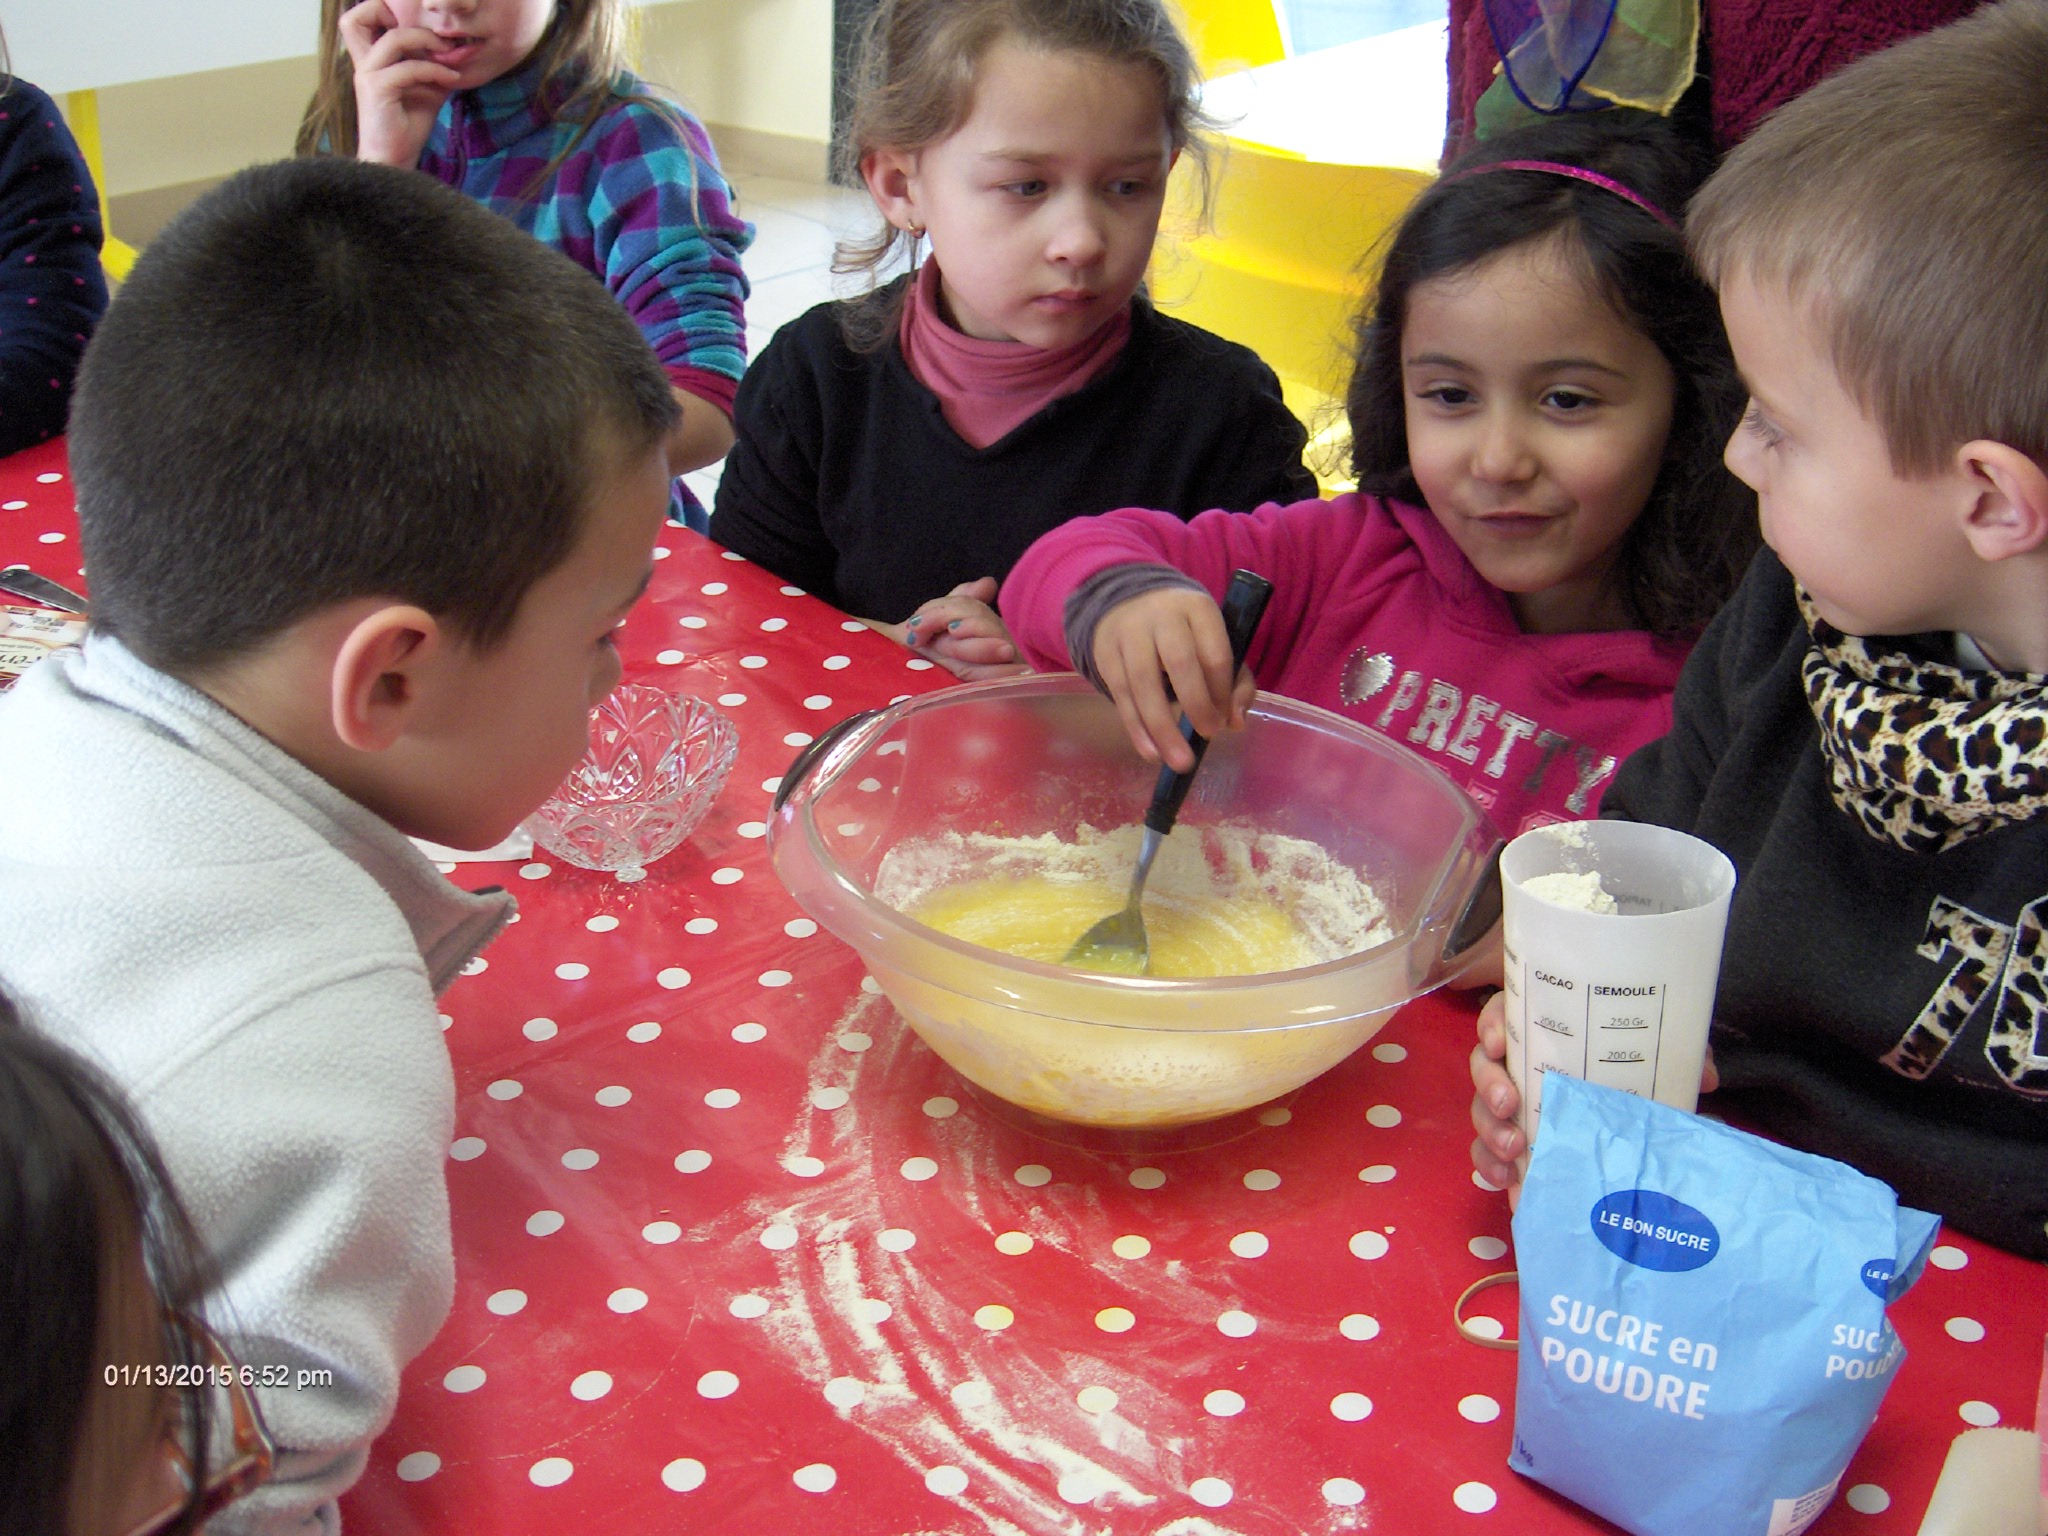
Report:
998,112,1756,837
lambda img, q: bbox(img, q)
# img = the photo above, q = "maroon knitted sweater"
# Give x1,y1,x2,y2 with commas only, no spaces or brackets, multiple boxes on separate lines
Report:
1446,0,1983,159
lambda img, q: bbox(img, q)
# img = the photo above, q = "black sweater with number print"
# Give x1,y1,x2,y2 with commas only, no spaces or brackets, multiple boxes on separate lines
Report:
711,277,1316,623
1605,548,2048,1259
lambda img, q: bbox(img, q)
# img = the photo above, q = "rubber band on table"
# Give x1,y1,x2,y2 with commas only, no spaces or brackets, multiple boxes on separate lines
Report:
1455,1271,1520,1350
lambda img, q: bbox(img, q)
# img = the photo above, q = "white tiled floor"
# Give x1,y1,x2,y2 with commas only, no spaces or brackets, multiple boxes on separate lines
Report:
729,172,879,344
683,170,884,510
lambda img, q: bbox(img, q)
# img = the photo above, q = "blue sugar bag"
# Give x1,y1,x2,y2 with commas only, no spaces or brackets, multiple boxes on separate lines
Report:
1509,1075,1939,1536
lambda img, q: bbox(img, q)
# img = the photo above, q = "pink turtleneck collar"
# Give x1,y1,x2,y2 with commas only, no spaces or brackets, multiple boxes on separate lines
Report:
897,259,1134,449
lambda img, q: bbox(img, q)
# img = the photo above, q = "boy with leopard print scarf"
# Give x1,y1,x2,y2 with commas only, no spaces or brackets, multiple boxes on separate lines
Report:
1468,0,2048,1261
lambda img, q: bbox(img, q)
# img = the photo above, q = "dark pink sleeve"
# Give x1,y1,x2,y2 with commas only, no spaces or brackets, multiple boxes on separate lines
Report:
665,363,738,418
1001,495,1379,677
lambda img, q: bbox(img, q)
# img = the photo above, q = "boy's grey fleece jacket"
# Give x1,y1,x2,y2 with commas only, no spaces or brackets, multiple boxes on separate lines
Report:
0,635,512,1533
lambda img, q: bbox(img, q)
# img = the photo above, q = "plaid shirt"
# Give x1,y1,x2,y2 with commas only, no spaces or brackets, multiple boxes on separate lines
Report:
421,64,753,528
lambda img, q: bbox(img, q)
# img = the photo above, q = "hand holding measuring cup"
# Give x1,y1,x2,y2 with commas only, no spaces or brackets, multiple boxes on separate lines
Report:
1468,998,1723,1203
1497,821,1736,1159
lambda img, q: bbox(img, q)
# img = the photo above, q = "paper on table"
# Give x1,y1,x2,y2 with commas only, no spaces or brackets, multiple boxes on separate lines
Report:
0,603,85,689
411,830,533,864
1915,1427,2045,1536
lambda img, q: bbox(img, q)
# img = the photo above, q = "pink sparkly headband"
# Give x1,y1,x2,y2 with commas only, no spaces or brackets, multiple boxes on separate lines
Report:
1456,159,1677,230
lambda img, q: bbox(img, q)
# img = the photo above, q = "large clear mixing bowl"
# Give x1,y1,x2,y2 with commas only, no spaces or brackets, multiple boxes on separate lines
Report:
770,675,1500,1129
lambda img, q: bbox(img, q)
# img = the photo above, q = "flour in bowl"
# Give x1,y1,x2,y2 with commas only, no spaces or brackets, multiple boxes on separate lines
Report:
867,823,1405,1125
875,821,1393,974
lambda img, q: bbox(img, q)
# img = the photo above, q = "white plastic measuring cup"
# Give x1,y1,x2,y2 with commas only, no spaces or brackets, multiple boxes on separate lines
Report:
1501,821,1736,1148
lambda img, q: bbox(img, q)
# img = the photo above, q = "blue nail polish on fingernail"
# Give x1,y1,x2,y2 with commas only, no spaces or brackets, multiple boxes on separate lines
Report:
948,619,962,631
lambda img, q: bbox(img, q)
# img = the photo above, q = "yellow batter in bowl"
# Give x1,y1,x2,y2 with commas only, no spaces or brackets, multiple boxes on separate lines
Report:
908,872,1317,977
770,676,1497,1130
868,823,1399,1125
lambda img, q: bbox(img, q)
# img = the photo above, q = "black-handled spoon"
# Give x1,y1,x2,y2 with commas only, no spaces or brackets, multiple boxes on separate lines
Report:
1063,569,1275,974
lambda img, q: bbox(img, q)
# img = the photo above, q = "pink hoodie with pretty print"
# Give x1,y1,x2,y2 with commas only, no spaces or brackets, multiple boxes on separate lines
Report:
999,493,1694,839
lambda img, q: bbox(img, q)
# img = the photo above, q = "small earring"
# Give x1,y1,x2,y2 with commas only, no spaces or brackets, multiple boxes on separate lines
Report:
905,223,925,240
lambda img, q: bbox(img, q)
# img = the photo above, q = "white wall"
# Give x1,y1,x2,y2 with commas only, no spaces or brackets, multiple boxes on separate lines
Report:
7,0,317,94
93,58,319,200
5,0,705,92
29,0,833,231
641,0,833,145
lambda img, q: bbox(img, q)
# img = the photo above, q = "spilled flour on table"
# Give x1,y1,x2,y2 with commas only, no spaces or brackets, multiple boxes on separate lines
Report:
700,984,1264,1536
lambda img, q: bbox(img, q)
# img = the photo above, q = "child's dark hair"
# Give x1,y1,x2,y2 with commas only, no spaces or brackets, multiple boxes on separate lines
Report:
1348,111,1755,634
833,0,1215,350
0,996,216,1536
69,157,679,677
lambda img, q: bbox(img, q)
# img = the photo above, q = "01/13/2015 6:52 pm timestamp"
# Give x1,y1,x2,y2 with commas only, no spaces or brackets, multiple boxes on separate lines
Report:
105,1362,334,1391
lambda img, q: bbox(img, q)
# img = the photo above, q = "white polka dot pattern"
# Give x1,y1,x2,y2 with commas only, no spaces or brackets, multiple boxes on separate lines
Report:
1845,1484,1890,1514
1349,1230,1391,1261
52,497,1990,1536
1453,1481,1498,1513
661,1459,706,1492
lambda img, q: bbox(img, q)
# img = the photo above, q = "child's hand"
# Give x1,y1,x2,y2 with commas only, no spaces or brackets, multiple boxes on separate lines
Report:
1092,587,1256,772
1468,992,1526,1205
1468,990,1719,1208
899,578,1030,681
341,0,464,167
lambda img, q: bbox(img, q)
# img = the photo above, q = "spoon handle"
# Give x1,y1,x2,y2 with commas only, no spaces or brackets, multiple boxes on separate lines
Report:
1143,568,1274,836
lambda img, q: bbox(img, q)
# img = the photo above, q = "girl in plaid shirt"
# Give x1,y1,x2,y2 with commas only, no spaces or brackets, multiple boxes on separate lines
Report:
300,0,753,532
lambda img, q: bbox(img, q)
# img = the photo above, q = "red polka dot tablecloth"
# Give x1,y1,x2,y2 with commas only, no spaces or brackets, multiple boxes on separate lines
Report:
2,439,2042,1535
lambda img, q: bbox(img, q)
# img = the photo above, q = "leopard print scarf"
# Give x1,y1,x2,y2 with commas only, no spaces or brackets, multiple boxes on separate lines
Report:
1799,590,2048,853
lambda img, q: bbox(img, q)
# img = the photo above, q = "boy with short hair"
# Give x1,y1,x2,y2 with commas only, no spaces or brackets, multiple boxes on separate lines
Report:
1470,0,2048,1260
0,157,679,1532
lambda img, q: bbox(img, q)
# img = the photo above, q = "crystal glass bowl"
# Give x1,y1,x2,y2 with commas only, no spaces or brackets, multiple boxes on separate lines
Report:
769,675,1499,1129
526,684,738,880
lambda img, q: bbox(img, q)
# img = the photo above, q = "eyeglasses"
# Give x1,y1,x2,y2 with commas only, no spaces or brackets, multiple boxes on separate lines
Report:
127,1314,276,1536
